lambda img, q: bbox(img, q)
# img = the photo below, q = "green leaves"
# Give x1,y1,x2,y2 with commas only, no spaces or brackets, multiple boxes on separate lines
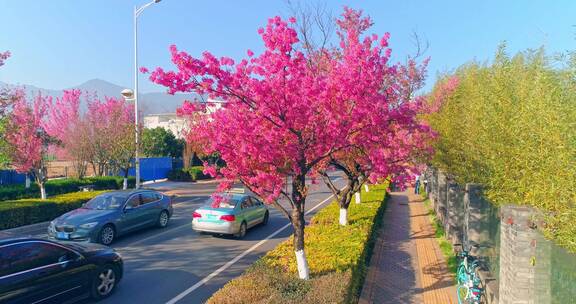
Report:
426,45,576,252
141,127,184,158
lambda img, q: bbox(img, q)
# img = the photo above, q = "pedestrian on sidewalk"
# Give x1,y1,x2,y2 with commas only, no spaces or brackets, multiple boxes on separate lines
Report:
414,174,420,194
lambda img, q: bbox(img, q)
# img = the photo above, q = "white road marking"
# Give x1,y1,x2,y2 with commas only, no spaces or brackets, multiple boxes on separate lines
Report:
165,189,343,304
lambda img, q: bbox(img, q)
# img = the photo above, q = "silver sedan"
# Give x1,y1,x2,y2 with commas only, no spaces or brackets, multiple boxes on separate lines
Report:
192,194,269,238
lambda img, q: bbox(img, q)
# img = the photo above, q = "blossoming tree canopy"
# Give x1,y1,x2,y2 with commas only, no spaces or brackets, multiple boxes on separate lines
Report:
0,51,10,67
147,8,421,279
5,91,51,199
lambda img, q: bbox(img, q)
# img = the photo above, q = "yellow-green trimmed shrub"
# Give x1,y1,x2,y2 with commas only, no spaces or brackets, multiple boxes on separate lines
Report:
208,183,389,304
0,191,107,230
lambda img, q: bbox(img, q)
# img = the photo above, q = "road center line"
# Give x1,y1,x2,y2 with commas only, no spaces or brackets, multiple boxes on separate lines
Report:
165,189,342,304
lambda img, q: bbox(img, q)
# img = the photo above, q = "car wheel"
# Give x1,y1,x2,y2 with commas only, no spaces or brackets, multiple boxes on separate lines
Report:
91,265,118,300
157,210,169,228
99,225,115,246
262,211,269,226
236,222,247,239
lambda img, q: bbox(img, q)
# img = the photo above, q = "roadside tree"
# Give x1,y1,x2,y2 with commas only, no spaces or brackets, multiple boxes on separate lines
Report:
141,127,184,158
44,90,92,178
4,91,51,199
86,96,135,188
147,8,431,279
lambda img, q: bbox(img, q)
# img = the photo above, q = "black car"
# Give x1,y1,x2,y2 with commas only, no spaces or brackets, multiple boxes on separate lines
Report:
0,238,123,303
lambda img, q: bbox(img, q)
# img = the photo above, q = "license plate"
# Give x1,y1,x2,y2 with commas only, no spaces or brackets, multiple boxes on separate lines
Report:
56,232,70,239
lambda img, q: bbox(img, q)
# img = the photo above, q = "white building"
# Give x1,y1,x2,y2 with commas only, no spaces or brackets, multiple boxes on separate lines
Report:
143,113,188,139
143,99,225,138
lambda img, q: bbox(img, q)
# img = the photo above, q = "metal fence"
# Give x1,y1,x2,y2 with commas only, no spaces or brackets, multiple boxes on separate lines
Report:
0,170,26,185
121,157,173,181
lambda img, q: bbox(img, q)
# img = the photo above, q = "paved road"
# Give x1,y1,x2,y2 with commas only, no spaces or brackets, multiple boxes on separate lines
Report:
10,175,345,304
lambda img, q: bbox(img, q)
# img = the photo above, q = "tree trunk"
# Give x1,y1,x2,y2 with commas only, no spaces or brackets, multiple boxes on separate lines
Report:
355,191,361,204
364,184,369,192
335,177,359,226
291,174,310,280
33,167,48,200
339,208,348,225
123,168,129,190
25,174,31,189
40,183,47,200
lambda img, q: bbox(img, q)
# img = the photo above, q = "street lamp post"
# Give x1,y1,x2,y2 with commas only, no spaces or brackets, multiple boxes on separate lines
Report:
122,0,162,189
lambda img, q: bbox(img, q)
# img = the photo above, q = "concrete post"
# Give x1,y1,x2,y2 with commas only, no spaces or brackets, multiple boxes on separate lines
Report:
436,172,448,225
446,181,464,244
463,184,490,252
499,205,551,304
430,167,438,208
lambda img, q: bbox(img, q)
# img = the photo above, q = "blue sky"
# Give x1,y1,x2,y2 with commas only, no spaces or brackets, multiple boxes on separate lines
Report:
0,0,575,93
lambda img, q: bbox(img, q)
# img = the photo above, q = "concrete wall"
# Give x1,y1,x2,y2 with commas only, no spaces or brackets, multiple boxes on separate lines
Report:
499,206,551,304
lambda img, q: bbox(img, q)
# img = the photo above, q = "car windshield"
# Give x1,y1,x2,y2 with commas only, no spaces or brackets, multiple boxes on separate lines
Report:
204,196,240,209
83,194,126,210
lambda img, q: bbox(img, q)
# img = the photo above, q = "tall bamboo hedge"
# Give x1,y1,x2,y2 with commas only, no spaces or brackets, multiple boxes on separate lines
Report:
425,45,576,252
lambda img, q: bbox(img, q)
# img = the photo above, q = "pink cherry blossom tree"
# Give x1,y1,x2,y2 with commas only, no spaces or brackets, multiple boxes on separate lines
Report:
0,51,10,67
44,91,135,185
5,91,51,199
147,8,434,279
44,90,92,178
85,95,135,187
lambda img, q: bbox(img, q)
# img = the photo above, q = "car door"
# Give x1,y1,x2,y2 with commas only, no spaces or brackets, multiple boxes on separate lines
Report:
238,198,252,226
140,192,162,227
250,197,267,224
242,198,260,228
0,241,90,304
120,193,148,232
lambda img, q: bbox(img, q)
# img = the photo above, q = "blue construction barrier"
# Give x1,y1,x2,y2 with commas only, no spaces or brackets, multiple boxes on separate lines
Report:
121,157,173,181
0,170,26,185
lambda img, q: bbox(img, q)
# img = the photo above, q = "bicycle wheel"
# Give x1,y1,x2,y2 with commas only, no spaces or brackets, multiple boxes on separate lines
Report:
457,284,469,304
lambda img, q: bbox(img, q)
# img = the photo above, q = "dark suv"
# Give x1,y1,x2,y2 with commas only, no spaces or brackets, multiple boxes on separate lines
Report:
0,238,123,303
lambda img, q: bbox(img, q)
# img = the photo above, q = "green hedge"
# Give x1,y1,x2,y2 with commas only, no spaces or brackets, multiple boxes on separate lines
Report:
0,191,107,230
0,176,135,201
207,183,389,304
167,166,210,182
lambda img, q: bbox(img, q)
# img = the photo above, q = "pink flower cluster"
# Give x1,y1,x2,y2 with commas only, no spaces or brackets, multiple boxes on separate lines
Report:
148,8,439,203
0,51,10,67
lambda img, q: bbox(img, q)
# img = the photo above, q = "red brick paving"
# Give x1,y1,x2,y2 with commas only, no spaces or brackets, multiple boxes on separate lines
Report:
359,189,456,304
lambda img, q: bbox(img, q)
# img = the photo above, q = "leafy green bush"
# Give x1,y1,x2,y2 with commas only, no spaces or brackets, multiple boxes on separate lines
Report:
208,183,389,304
425,45,576,252
188,166,208,181
167,169,192,181
0,191,107,230
0,176,135,201
167,166,210,182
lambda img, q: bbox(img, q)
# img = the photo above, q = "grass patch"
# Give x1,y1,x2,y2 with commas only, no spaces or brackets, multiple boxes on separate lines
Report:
207,182,389,304
421,190,458,274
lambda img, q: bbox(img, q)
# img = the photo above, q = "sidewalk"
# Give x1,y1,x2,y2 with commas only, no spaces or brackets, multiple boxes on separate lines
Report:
359,189,456,304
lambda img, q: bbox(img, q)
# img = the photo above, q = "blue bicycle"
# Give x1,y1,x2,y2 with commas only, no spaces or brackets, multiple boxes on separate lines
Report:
454,243,484,304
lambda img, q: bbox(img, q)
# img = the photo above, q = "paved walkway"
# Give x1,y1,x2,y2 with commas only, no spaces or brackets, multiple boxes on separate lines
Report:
359,189,456,304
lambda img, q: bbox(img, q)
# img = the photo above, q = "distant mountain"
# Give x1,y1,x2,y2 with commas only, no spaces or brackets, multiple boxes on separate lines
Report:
0,79,196,115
